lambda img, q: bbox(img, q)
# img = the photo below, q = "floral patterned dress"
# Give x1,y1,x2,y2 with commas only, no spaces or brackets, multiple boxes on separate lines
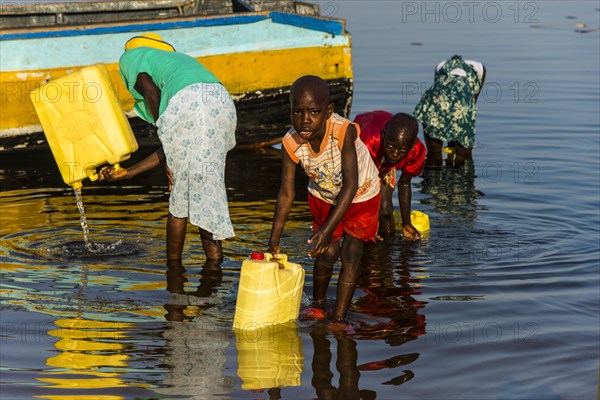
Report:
156,83,237,240
413,55,483,149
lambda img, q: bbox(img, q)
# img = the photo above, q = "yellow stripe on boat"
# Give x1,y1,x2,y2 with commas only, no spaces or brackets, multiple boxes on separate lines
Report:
1,45,352,133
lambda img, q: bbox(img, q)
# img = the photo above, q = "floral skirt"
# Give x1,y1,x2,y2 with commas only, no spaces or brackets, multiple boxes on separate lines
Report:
156,83,237,240
413,77,478,149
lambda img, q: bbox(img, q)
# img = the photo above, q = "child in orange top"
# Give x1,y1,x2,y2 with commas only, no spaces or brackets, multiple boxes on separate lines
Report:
355,111,426,240
268,75,381,322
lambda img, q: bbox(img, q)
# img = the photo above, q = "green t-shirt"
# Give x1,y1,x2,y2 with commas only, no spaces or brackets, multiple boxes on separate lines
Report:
119,47,221,123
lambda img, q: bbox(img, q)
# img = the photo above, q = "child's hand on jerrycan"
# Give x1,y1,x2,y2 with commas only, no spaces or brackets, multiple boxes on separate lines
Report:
266,246,285,269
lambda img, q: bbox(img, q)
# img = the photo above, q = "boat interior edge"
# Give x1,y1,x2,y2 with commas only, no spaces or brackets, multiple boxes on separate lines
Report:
0,0,320,29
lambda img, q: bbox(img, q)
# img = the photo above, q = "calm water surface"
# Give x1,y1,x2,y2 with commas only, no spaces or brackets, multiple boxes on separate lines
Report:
1,1,599,399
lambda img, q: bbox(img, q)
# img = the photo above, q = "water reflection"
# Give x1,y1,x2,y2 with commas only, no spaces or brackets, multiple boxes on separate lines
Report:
417,160,488,269
305,238,428,399
39,318,133,399
157,260,235,397
234,323,304,392
310,327,376,400
349,239,427,389
164,259,225,320
355,240,427,345
418,159,484,222
34,263,148,400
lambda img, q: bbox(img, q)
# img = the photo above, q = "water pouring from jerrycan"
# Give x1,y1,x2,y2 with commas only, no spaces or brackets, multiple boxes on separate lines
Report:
30,63,139,250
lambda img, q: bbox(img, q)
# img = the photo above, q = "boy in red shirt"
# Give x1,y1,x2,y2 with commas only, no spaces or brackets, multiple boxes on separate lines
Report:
354,111,426,240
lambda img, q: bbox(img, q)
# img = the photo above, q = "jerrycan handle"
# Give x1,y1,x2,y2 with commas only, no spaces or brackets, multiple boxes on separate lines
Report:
269,253,287,298
273,256,303,299
88,163,120,183
251,252,284,297
263,252,287,269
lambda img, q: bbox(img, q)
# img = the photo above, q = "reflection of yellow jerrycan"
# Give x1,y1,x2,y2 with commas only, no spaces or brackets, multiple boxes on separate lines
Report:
235,323,304,390
39,318,131,393
233,253,305,331
411,210,430,233
30,63,138,189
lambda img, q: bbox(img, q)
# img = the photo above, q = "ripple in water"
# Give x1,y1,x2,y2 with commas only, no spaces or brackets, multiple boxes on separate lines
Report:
49,239,139,260
58,188,140,260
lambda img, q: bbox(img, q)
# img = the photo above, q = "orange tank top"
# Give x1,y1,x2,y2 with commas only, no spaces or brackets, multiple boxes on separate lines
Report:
282,113,380,205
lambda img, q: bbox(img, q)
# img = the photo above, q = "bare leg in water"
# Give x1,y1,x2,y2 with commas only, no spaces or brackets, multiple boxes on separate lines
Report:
424,135,444,168
166,214,186,261
313,243,340,306
335,234,364,321
312,234,364,321
200,227,223,261
450,141,473,167
166,213,223,261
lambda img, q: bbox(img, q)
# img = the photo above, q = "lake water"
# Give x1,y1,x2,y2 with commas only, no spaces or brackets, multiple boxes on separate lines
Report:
1,1,599,399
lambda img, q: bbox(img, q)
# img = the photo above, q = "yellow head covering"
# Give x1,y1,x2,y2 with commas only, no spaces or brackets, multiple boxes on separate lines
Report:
124,33,175,52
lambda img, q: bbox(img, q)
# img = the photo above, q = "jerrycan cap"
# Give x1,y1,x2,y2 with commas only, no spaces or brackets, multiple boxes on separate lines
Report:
250,252,265,261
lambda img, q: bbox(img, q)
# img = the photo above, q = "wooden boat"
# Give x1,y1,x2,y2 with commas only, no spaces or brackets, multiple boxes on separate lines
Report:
0,0,353,152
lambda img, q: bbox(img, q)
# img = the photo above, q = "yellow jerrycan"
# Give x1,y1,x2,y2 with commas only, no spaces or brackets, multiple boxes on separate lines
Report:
233,252,305,331
410,210,430,233
30,63,138,189
235,322,304,390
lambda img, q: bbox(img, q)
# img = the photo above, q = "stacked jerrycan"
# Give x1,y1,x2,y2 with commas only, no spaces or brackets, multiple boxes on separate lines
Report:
233,252,305,331
30,63,138,189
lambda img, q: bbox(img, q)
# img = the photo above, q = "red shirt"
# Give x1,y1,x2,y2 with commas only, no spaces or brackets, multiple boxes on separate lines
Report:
355,110,426,178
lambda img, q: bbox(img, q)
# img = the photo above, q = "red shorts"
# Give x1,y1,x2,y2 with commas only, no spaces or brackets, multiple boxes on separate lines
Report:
308,193,381,243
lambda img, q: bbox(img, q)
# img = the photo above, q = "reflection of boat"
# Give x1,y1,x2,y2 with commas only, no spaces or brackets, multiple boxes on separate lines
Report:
0,0,353,152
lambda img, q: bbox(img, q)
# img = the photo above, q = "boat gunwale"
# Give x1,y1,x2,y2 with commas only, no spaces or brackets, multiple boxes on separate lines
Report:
0,0,196,15
0,10,348,40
